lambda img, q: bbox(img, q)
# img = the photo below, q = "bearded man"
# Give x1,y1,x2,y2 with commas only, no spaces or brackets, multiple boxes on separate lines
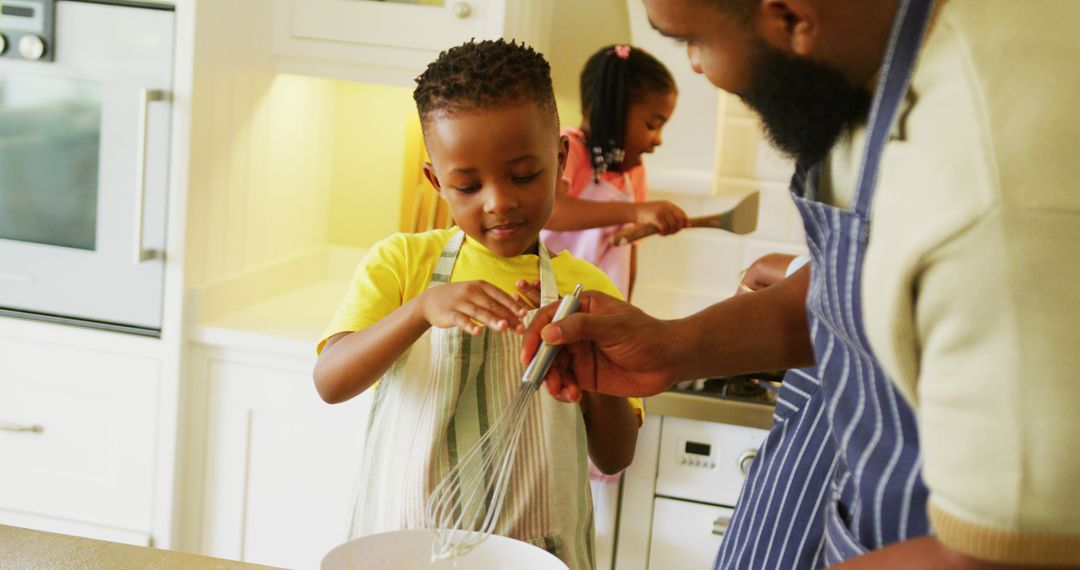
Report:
525,1,1080,568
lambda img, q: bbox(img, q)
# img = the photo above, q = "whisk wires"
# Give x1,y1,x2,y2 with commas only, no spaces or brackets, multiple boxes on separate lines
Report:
427,379,539,560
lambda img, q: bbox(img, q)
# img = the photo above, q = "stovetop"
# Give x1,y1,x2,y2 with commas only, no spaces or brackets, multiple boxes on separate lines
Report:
668,372,785,406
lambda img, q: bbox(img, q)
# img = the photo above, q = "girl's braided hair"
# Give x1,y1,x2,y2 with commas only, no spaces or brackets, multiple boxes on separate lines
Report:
580,45,676,180
413,38,558,132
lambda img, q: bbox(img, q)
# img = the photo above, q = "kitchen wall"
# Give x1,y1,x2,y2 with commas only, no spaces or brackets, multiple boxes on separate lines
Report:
183,0,336,290
181,0,803,321
327,82,415,248
183,0,420,293
546,0,632,127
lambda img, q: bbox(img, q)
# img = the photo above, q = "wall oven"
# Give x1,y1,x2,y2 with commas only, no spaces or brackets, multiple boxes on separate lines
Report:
0,0,174,335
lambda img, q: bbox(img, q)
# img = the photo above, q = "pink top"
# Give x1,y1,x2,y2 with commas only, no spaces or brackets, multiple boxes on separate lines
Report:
542,127,648,300
560,127,648,204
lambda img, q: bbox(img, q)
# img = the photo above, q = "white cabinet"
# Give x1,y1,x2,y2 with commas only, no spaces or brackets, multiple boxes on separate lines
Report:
193,345,372,570
0,327,161,546
273,0,553,85
648,498,730,570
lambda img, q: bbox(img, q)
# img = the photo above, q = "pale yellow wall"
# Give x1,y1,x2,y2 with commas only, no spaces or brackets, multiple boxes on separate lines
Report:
184,0,339,289
328,82,417,248
545,0,632,128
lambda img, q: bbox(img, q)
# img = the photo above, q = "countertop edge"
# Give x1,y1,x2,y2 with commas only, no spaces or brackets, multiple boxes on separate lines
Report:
645,391,774,430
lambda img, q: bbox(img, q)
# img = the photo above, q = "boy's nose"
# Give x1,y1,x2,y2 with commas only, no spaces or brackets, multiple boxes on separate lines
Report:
484,186,518,213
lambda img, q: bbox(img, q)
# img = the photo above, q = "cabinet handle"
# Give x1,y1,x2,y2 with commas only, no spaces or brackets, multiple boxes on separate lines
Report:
0,421,44,434
134,88,170,264
712,512,731,536
452,2,471,18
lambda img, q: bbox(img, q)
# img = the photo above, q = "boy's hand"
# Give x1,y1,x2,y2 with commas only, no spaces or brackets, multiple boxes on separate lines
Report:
515,279,543,309
634,200,689,236
420,281,530,335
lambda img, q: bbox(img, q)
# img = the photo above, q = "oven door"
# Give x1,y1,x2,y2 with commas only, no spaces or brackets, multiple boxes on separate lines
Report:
0,1,174,334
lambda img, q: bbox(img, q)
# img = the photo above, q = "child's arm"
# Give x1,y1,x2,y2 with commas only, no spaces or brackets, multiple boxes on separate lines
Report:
545,193,689,236
580,393,640,475
314,282,530,404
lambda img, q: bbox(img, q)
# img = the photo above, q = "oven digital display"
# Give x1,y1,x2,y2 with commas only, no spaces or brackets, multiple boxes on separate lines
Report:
684,442,711,456
1,5,35,18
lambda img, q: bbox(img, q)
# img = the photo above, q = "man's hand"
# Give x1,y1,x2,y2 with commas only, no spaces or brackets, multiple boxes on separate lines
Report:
521,291,680,402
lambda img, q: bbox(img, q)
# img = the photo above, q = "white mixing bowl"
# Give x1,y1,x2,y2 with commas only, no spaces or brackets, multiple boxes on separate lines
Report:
321,529,569,570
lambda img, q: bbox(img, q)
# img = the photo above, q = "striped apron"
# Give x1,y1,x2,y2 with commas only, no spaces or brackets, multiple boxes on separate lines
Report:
716,0,935,567
349,231,595,570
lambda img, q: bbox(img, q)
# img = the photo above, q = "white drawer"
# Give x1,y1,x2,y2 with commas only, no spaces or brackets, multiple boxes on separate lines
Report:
0,336,159,532
648,497,730,569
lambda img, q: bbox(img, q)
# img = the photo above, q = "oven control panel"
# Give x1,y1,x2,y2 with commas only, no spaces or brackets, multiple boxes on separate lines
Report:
656,417,769,507
678,439,717,469
0,0,54,62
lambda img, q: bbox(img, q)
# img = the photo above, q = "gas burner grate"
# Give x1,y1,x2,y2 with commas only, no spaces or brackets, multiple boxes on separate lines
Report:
670,372,785,405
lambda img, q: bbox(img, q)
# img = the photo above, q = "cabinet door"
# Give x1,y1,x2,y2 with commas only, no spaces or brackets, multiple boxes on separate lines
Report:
648,498,730,570
199,354,372,570
272,0,553,86
0,335,159,538
274,0,498,85
285,0,492,52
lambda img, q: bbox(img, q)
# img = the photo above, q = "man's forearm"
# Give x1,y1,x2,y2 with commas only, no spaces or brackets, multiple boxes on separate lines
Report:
667,266,814,381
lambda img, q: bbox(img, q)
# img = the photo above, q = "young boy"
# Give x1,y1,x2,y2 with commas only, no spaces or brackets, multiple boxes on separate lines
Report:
313,39,641,570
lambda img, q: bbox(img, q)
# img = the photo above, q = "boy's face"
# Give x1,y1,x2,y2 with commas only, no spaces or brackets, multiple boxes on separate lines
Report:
423,102,567,258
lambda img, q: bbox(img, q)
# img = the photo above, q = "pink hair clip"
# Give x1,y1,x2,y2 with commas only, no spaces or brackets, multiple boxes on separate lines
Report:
613,44,631,60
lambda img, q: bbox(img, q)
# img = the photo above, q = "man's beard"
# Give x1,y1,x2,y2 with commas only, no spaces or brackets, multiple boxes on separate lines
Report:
740,39,871,166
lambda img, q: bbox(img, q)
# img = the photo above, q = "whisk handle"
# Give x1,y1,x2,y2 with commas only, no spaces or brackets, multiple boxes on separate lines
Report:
522,284,583,387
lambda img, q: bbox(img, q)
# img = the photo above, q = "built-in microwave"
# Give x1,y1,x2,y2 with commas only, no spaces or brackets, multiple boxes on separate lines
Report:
0,0,174,335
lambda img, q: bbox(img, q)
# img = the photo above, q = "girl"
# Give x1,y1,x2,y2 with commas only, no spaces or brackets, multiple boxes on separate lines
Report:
541,44,688,299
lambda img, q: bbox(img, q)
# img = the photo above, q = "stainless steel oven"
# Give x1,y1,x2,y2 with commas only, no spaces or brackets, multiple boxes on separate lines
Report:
0,0,174,335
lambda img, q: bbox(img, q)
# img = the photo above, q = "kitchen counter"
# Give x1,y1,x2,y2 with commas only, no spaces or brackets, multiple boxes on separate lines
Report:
0,524,282,570
646,391,774,430
193,278,349,358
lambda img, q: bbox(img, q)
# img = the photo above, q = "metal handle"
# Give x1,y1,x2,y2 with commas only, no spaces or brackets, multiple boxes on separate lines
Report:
610,191,760,246
738,449,757,476
712,512,731,536
521,284,583,388
0,421,44,434
134,88,169,264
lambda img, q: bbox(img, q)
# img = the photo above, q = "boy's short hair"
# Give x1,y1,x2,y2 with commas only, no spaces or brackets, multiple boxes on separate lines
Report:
413,39,559,131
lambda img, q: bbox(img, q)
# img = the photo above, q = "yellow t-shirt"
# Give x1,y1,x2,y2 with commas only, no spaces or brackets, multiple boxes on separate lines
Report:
318,228,644,423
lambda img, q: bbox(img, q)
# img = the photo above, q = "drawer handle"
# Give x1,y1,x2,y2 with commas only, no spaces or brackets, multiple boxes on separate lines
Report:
0,421,44,434
712,513,731,536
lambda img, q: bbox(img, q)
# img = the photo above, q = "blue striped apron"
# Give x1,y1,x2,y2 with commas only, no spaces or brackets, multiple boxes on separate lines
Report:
715,0,934,567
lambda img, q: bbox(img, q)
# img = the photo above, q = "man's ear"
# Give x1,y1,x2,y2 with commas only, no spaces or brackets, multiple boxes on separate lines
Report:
755,0,820,57
422,162,442,195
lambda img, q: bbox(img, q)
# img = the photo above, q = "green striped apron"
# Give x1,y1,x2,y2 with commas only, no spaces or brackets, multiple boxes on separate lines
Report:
349,230,594,570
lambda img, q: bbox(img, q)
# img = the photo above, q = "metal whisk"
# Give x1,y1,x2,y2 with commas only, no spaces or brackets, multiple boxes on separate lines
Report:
426,284,584,560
